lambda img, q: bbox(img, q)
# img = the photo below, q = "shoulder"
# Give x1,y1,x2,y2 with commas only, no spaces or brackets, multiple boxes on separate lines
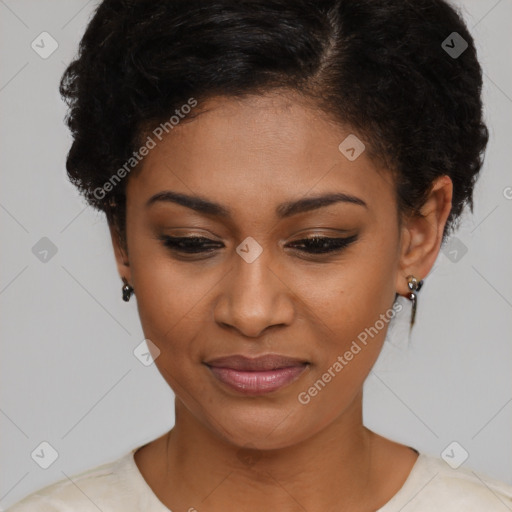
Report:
380,452,512,511
5,450,141,512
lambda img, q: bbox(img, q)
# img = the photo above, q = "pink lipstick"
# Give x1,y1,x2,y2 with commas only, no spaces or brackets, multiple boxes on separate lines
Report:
204,354,309,395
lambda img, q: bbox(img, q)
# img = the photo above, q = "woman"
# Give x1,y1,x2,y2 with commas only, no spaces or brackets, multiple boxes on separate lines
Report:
8,0,512,510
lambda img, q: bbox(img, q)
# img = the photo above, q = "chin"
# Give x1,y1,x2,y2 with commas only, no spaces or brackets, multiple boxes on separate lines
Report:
205,404,313,451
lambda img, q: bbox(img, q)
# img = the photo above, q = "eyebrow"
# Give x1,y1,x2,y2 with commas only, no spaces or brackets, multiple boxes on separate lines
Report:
146,190,367,218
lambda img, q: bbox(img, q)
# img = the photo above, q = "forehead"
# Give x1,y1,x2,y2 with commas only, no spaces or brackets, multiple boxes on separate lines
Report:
126,91,395,220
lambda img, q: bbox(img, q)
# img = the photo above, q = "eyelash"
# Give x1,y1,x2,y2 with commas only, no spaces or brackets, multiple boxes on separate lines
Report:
158,235,358,256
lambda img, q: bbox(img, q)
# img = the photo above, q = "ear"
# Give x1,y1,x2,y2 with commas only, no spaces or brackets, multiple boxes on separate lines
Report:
108,222,132,285
395,175,453,296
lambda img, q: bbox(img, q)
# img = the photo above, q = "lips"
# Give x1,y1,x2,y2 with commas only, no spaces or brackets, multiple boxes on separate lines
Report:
204,354,309,395
204,354,308,371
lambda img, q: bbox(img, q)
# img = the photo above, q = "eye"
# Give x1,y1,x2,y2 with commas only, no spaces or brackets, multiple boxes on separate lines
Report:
158,234,358,256
159,236,223,254
286,235,358,254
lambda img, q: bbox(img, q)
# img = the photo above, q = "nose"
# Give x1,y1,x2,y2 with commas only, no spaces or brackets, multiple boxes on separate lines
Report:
213,250,295,338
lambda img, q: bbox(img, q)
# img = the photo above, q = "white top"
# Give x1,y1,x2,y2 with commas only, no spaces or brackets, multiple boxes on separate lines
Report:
6,448,512,511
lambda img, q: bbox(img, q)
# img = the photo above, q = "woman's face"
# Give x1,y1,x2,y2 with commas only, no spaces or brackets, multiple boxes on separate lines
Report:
119,91,405,449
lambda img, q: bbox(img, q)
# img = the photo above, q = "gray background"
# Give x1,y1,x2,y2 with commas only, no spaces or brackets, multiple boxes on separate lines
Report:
1,0,511,508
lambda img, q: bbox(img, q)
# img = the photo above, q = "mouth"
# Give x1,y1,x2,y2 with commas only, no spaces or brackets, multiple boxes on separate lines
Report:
203,354,310,395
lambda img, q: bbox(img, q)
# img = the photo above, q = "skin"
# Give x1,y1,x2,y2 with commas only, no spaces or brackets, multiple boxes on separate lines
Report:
110,90,453,512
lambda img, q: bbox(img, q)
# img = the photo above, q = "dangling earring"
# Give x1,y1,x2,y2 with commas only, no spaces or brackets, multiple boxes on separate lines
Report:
122,277,134,302
406,275,423,329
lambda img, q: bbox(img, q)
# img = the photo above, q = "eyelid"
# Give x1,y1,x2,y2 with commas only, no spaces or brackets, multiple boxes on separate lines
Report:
286,234,358,252
157,233,358,257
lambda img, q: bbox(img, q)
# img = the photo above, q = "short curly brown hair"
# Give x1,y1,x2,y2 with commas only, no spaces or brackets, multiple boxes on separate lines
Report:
59,0,489,246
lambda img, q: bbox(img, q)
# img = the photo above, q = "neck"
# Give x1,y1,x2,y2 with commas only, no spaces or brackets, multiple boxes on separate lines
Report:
159,390,381,512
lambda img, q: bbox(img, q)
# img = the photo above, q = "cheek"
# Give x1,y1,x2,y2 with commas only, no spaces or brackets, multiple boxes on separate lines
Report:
307,227,399,343
291,268,398,433
296,228,400,394
130,260,211,371
125,231,213,386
